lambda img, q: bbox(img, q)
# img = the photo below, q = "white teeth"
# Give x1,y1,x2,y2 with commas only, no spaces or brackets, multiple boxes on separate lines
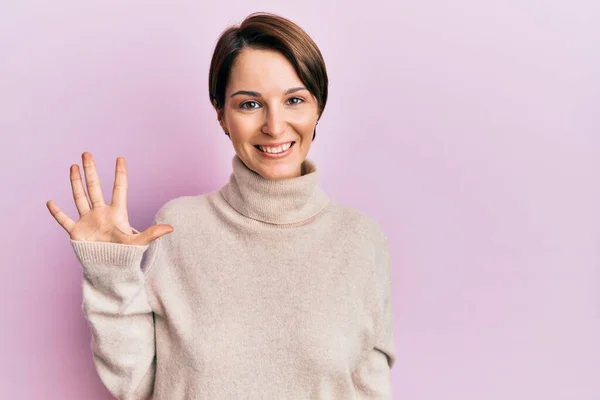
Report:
259,142,292,154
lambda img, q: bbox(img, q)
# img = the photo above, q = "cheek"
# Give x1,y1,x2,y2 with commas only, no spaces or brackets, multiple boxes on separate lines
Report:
289,109,317,126
227,113,258,137
294,117,317,138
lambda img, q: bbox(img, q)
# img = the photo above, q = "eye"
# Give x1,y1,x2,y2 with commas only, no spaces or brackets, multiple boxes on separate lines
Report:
287,97,305,105
240,101,261,110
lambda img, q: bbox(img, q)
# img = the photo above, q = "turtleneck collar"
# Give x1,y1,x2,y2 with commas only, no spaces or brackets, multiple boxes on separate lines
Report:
220,155,330,225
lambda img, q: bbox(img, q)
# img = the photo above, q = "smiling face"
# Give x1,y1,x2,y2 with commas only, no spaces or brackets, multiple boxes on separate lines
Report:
217,47,320,180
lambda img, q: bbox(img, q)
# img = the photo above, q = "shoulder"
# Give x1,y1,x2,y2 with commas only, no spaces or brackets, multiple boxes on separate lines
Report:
326,201,392,299
325,200,387,245
143,192,220,269
328,201,392,291
152,191,220,225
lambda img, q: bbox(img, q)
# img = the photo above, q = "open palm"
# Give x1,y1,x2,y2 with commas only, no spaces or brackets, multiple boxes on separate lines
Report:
47,152,173,245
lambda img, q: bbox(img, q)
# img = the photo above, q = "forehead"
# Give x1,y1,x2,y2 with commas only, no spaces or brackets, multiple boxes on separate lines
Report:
227,48,303,93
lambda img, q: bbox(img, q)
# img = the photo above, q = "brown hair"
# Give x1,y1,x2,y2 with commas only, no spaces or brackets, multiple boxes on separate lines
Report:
208,12,328,141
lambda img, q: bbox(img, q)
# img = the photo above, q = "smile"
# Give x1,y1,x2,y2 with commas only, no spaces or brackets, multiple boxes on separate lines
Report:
254,141,296,158
255,141,295,154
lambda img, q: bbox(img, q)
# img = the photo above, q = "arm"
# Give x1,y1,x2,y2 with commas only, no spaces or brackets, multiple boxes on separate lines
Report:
71,232,161,400
352,233,396,399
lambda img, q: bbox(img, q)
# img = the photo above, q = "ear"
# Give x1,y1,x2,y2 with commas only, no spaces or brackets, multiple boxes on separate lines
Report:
213,102,228,133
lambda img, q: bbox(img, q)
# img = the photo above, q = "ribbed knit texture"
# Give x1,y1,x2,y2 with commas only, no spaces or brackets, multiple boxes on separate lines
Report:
71,154,396,400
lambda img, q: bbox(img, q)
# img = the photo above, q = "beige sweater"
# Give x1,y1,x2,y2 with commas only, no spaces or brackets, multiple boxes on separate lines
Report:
71,155,396,399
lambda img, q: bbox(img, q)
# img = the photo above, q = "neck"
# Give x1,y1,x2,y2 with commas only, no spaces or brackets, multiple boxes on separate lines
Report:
220,155,330,225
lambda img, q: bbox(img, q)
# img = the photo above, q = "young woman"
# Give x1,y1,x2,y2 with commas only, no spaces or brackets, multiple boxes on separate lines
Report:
47,12,395,399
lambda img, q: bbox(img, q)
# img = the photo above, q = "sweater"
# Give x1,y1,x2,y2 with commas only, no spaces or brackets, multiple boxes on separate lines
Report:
70,154,396,400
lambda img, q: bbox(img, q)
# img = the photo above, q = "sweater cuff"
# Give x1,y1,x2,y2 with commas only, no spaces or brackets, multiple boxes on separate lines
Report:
70,240,149,267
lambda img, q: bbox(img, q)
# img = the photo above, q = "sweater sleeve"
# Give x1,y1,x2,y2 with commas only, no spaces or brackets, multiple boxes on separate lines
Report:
352,232,396,399
70,229,162,400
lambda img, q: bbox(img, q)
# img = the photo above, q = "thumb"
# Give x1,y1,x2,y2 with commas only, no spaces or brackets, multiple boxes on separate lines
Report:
132,224,174,246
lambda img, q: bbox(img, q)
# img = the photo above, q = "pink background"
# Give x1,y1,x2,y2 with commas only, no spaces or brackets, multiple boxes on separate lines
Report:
1,1,598,399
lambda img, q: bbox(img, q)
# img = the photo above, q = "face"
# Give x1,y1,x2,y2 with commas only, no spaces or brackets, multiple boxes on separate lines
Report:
217,48,320,180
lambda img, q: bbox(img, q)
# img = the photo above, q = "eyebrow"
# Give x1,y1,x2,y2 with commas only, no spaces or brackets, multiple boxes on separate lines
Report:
229,87,307,98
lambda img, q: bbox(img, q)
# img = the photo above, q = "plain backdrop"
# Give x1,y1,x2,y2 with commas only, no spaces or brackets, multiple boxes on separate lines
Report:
1,0,598,399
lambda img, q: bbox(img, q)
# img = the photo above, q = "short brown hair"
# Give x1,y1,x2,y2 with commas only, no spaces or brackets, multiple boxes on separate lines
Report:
208,12,328,141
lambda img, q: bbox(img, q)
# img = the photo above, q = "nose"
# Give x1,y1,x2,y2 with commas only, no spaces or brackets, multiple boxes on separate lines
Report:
261,107,287,138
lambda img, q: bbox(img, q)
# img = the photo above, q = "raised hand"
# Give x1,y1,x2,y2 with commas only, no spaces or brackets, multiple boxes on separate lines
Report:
47,152,174,246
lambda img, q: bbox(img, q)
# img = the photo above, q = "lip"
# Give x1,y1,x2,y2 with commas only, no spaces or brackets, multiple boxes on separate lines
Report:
255,141,295,147
255,141,295,158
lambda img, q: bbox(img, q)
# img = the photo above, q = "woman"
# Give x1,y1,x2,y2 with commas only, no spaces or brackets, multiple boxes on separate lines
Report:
46,12,395,399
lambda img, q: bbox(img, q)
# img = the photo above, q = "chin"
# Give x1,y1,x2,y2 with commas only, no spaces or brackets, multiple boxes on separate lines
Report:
241,145,305,179
250,153,304,179
236,142,309,180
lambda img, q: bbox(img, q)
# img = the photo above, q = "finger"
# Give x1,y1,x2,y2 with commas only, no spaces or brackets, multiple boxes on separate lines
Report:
70,164,91,216
82,152,106,208
111,157,128,210
46,200,76,234
131,224,174,245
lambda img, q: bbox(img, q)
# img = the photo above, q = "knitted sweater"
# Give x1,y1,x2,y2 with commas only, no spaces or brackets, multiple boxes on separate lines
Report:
71,155,396,400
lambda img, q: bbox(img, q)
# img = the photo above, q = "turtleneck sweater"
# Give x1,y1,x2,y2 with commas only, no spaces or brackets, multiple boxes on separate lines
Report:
70,155,396,400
